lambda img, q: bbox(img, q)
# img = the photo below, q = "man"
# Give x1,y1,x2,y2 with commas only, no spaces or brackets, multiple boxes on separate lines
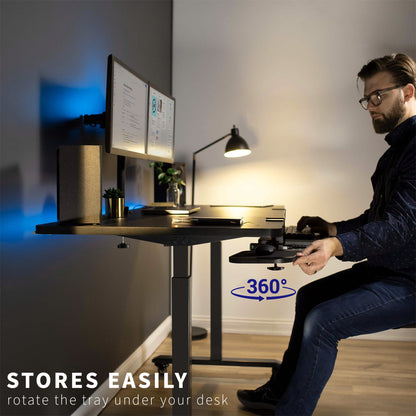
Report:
237,53,416,415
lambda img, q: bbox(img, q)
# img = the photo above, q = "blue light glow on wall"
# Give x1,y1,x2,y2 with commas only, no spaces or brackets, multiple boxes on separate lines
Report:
0,206,57,243
2,62,150,244
1,78,107,243
41,80,105,124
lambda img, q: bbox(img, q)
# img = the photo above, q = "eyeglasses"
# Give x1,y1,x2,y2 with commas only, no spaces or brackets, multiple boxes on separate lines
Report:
359,85,403,110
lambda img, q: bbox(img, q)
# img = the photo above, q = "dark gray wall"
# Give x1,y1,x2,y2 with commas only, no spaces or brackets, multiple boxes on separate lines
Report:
0,1,172,414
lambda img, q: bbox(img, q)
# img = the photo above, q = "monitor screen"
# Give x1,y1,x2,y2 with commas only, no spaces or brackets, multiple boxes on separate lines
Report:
105,55,148,158
105,55,175,164
147,84,175,162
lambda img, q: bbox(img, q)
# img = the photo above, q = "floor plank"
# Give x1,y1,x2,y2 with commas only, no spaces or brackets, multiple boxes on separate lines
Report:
101,333,416,415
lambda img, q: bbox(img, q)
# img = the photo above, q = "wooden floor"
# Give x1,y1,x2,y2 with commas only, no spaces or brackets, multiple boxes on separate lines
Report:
101,333,416,416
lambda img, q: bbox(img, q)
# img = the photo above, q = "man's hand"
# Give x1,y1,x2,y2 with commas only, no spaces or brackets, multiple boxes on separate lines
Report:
297,216,337,237
292,238,343,275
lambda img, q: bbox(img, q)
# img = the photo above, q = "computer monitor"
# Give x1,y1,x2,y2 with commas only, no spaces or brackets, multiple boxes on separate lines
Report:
147,83,176,163
105,55,175,164
105,55,148,159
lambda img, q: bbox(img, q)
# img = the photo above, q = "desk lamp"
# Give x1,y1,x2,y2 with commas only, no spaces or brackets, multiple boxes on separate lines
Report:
191,125,251,205
189,125,250,340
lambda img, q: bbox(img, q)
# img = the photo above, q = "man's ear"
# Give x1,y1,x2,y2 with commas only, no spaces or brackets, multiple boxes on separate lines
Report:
402,83,415,102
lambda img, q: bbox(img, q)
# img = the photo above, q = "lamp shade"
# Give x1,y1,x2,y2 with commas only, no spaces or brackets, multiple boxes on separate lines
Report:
224,126,251,158
192,125,251,204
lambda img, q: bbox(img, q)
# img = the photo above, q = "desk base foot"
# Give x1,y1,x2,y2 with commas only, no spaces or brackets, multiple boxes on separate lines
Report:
153,355,280,374
192,326,208,340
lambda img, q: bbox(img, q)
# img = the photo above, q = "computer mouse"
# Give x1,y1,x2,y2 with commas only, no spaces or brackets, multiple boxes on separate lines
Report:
255,244,276,255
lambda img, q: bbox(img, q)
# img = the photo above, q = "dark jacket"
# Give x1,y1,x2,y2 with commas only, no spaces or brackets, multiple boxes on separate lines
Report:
335,115,416,279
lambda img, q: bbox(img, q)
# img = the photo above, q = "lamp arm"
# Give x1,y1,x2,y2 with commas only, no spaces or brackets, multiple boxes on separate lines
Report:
191,133,231,205
192,133,231,157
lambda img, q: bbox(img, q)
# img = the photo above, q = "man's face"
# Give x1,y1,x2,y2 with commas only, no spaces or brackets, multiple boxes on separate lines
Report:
363,71,406,134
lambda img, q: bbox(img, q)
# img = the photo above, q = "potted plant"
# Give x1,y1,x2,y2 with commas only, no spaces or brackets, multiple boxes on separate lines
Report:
103,187,125,218
150,162,186,206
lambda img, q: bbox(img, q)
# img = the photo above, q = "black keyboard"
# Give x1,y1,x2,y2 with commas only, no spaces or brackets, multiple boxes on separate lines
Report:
284,225,317,248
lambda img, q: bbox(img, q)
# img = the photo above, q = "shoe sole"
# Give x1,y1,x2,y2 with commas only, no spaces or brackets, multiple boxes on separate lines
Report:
237,395,277,411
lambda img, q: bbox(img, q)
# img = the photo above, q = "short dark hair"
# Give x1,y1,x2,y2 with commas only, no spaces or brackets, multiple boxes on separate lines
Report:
358,53,416,96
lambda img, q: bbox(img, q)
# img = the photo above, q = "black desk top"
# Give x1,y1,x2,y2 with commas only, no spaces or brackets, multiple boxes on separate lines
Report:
35,205,286,246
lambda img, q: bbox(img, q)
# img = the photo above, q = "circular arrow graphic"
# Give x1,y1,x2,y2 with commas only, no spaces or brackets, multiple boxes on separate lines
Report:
266,286,297,300
231,286,265,301
231,280,297,302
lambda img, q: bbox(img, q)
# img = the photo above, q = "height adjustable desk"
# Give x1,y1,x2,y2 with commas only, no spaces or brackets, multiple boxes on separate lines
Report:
36,205,286,415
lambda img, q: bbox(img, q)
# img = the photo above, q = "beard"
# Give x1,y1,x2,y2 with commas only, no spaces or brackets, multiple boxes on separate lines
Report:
371,96,406,134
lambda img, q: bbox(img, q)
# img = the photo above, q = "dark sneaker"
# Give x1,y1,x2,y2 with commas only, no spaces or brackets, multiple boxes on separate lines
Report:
237,384,279,410
237,367,280,410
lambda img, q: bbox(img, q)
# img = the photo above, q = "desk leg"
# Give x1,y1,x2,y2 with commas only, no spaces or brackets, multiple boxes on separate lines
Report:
172,245,192,416
210,242,222,361
152,241,278,390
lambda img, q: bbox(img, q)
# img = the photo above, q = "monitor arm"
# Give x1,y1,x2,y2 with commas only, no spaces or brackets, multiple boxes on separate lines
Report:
82,112,106,129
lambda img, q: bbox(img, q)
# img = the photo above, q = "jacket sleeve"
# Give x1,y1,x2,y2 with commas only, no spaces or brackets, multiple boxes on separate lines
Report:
334,210,370,234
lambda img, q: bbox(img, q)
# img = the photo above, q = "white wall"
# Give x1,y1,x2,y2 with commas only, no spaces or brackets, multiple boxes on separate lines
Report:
172,0,416,337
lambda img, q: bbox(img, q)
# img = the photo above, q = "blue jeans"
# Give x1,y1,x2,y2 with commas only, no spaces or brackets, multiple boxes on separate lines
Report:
272,262,416,416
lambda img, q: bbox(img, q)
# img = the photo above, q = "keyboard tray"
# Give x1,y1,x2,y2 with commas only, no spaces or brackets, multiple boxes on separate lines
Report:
229,249,301,264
